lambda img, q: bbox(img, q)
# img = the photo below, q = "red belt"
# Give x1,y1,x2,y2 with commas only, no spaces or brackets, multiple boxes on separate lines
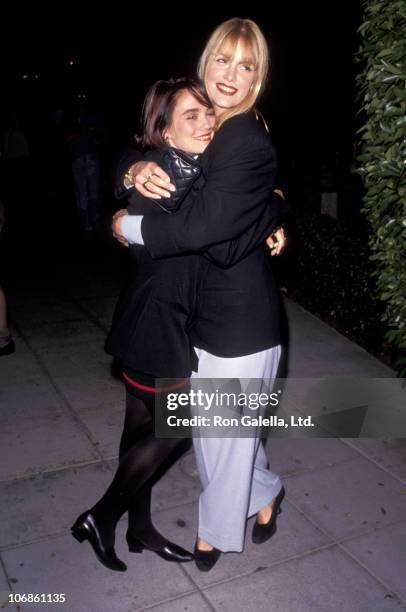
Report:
122,372,189,394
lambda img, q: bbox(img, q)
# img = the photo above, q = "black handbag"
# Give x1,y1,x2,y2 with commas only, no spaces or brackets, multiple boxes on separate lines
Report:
152,148,201,213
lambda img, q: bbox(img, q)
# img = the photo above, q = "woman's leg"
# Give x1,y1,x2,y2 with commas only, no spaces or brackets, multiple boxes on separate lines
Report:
194,434,281,552
194,436,262,552
119,391,192,545
126,439,192,536
192,345,283,552
247,439,282,520
117,391,154,536
246,346,284,523
89,389,186,546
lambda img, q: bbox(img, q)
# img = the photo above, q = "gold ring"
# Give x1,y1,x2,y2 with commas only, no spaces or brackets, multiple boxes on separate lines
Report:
143,173,153,188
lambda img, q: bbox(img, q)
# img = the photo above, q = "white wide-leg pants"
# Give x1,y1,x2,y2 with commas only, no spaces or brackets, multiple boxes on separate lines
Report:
191,344,283,552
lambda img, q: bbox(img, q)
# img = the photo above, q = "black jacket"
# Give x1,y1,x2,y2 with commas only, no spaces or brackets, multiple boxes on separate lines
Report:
105,148,201,377
112,111,289,370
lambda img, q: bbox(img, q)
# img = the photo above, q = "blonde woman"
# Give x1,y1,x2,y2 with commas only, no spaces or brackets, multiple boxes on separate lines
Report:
114,18,288,571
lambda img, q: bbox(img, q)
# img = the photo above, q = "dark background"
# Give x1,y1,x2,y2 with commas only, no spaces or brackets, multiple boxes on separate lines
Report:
1,5,362,174
1,5,368,320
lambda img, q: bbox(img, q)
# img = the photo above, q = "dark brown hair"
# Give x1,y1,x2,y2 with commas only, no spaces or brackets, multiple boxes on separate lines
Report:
137,78,212,149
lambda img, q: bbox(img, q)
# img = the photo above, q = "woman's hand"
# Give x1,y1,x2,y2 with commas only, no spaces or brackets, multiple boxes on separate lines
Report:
273,188,285,199
267,227,287,256
127,161,176,199
112,209,129,247
266,188,287,255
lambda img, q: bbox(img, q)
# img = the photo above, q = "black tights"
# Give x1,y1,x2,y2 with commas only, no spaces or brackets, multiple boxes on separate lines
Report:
91,390,191,547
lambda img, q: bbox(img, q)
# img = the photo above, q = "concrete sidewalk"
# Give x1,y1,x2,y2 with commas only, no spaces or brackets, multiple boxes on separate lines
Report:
0,267,405,612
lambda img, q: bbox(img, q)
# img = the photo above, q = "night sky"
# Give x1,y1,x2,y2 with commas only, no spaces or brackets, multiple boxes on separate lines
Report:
2,5,362,163
0,4,367,315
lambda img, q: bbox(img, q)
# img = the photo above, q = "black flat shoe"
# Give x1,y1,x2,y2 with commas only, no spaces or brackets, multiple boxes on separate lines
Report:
126,530,194,563
71,511,127,572
193,542,221,572
252,486,285,544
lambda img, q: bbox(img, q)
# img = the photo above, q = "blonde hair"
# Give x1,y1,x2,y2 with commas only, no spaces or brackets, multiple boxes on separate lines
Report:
197,18,270,128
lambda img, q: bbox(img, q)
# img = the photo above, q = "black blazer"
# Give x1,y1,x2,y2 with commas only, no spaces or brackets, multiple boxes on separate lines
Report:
107,145,283,377
114,111,289,363
106,148,201,378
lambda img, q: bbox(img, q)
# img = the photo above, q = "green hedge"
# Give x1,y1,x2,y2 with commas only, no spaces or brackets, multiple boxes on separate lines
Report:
281,212,394,366
354,0,406,375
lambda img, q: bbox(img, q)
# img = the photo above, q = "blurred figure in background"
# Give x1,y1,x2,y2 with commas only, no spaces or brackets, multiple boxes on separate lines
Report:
0,199,15,356
66,92,104,233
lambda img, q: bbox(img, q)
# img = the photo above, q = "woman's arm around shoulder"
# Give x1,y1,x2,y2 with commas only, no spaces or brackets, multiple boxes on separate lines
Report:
141,113,280,258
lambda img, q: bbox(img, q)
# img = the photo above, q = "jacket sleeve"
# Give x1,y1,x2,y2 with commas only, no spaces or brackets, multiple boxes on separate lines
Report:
203,192,290,268
140,130,284,259
125,186,156,215
114,147,144,200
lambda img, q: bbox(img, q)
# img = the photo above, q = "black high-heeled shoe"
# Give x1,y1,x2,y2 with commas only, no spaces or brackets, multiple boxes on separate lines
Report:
252,486,285,544
193,542,222,572
126,530,194,563
71,511,127,572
